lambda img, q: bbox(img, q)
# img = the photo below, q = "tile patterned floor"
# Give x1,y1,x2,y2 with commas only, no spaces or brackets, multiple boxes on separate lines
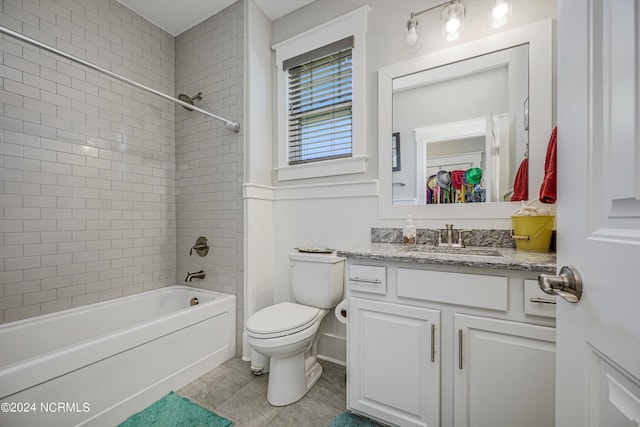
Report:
178,357,347,427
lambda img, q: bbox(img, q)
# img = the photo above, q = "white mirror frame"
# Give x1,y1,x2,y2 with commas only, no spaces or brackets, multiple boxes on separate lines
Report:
378,20,555,219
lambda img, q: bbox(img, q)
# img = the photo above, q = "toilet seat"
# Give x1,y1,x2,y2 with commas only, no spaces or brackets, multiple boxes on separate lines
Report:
246,302,321,339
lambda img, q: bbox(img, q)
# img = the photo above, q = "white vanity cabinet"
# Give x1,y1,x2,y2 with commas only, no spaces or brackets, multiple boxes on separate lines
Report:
454,314,556,427
346,261,556,427
349,297,441,427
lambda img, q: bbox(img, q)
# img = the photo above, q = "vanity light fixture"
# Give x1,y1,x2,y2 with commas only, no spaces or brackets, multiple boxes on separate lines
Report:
404,0,466,49
488,0,512,29
405,0,513,48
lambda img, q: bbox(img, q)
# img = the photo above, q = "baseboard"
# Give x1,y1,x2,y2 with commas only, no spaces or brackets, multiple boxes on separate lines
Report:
317,354,346,367
318,332,346,366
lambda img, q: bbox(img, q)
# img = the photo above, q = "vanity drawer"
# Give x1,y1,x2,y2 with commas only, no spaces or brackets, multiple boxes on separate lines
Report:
397,268,508,311
348,265,387,295
524,279,557,318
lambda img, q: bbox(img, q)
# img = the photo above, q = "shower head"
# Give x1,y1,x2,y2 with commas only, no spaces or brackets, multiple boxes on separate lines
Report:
177,92,204,111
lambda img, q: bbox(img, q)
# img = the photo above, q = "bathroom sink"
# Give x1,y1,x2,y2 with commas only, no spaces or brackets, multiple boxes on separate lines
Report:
401,246,504,257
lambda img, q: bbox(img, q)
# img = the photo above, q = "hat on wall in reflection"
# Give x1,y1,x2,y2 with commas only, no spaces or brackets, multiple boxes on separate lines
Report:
466,168,482,185
436,170,451,188
451,170,464,190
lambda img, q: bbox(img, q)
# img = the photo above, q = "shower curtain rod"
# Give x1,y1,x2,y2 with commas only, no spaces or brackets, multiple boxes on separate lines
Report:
0,25,240,132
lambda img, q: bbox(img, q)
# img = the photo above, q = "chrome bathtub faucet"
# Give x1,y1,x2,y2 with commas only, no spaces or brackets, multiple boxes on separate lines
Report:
185,270,205,282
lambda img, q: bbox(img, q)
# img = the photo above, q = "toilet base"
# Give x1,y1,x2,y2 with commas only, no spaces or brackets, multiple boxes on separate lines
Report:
266,352,323,406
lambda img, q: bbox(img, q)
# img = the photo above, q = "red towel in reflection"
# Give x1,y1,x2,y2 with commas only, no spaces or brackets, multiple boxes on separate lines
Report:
511,158,528,201
539,127,557,203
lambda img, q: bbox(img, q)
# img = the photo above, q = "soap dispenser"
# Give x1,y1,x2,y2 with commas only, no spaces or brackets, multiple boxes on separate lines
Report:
403,214,417,245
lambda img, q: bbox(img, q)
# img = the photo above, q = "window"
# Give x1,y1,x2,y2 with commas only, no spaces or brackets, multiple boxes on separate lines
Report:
285,38,353,165
274,6,369,181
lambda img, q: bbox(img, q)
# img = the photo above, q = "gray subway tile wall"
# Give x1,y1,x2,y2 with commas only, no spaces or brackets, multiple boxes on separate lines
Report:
175,2,244,354
0,0,177,322
0,0,243,342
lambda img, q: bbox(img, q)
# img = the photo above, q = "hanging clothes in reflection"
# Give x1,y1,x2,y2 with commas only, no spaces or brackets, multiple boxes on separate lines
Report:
426,168,485,204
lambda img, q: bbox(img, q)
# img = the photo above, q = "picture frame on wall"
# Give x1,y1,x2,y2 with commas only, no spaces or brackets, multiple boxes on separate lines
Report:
392,132,401,171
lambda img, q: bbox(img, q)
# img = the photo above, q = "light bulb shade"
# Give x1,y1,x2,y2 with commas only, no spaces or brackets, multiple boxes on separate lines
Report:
406,18,419,45
404,17,423,51
442,1,465,42
488,0,512,29
445,29,461,42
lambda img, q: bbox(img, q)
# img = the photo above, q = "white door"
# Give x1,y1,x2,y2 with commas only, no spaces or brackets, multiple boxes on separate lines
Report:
556,0,640,425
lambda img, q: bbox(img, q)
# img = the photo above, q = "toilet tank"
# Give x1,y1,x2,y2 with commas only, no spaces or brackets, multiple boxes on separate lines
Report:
289,252,345,308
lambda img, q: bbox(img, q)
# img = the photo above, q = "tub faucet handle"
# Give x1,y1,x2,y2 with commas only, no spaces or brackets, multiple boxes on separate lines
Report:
190,244,206,256
190,236,209,257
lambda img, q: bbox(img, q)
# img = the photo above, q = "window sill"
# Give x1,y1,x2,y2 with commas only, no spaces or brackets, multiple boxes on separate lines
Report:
276,155,368,181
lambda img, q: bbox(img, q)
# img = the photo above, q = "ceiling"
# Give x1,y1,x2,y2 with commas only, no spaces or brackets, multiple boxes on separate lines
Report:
117,0,316,36
253,0,316,20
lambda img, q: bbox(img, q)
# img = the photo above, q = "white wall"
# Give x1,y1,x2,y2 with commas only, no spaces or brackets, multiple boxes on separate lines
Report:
243,0,557,363
271,191,378,362
0,0,177,323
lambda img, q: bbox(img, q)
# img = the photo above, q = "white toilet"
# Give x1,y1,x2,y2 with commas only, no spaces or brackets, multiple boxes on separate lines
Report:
246,251,345,406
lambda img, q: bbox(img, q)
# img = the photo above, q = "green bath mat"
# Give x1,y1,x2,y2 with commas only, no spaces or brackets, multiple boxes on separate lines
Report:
329,412,384,427
118,391,234,427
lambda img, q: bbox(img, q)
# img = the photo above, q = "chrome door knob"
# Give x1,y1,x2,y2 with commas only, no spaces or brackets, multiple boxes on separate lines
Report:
538,265,583,303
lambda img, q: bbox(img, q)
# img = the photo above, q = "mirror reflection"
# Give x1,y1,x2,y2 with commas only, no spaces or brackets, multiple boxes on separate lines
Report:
391,44,529,205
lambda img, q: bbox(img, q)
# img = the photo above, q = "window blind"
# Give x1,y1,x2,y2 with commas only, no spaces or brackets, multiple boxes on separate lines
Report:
286,38,353,165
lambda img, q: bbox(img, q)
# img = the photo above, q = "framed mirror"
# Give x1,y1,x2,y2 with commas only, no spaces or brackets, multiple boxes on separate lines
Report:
378,20,554,219
393,44,528,205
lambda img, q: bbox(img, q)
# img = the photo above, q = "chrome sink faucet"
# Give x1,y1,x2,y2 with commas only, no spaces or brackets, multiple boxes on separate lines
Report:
446,224,455,246
435,224,467,248
185,270,205,282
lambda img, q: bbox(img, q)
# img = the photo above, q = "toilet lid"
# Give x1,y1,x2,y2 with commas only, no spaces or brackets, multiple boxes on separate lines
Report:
246,302,320,336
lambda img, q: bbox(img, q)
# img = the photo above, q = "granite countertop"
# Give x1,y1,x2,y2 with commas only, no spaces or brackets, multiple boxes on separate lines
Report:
337,243,556,273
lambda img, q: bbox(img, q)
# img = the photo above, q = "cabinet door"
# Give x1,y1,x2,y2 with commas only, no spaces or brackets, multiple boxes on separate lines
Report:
348,297,440,427
454,314,556,427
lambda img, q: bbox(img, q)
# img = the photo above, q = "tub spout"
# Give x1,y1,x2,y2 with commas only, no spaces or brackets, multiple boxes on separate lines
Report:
185,270,205,282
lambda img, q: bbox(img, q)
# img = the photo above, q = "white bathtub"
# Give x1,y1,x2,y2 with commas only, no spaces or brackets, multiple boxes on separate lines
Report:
0,286,236,427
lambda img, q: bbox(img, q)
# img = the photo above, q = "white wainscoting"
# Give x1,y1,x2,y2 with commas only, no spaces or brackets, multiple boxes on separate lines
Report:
243,180,378,363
